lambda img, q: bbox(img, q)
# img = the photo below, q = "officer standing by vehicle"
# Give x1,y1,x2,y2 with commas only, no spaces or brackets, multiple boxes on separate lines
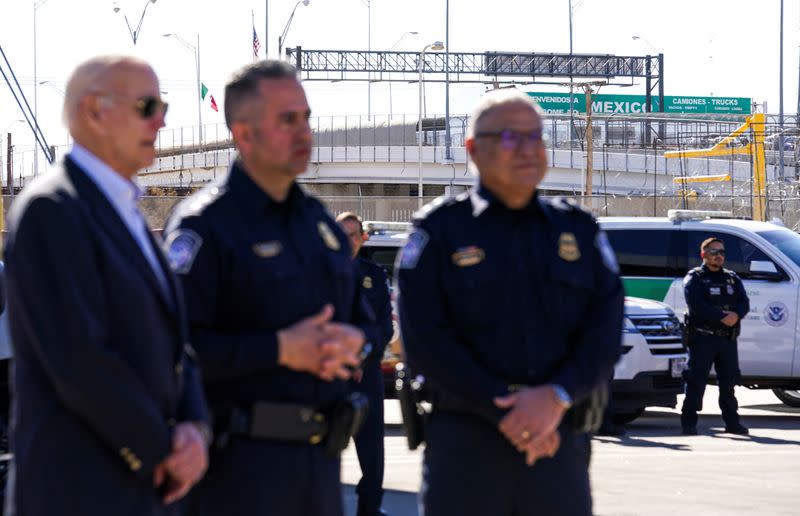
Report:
396,89,624,516
336,212,393,516
681,237,750,436
164,60,374,516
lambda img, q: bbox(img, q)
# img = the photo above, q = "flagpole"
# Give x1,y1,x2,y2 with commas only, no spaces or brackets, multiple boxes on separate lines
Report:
264,2,269,59
196,33,203,147
252,10,257,61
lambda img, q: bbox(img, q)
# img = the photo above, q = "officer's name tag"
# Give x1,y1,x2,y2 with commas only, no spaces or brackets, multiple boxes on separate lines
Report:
710,287,721,295
253,241,282,258
451,246,485,267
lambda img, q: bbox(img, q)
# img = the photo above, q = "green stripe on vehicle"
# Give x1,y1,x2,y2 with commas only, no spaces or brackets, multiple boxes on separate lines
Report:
622,277,673,301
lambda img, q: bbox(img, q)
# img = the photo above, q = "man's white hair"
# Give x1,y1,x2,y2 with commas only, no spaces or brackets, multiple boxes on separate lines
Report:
468,88,545,138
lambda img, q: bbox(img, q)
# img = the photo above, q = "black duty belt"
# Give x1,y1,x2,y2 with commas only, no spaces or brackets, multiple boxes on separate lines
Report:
227,401,328,444
213,393,368,459
695,327,734,338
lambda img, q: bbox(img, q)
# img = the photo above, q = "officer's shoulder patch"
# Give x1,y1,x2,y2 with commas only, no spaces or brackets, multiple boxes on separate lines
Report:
595,231,619,273
398,228,429,269
165,229,203,274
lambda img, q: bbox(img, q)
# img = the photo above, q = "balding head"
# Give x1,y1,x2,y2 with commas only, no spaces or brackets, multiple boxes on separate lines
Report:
64,55,151,131
63,55,166,179
469,88,544,138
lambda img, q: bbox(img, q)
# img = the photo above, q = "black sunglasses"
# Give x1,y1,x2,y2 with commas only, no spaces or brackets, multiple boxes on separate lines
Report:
100,93,168,119
474,128,545,150
133,96,169,119
706,248,726,256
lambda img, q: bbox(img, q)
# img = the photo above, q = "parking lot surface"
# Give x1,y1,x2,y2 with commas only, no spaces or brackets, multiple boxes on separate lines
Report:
342,387,800,516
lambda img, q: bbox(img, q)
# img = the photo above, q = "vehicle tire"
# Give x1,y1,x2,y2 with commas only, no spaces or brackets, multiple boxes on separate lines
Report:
772,388,800,407
611,408,645,425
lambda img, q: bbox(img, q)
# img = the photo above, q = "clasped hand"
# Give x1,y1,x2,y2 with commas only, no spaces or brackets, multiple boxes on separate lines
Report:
494,385,567,466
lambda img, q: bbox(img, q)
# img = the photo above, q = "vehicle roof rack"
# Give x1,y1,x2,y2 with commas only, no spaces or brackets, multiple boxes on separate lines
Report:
667,209,738,221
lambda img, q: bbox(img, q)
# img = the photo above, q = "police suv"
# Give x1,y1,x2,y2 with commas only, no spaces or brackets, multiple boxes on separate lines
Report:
600,209,800,407
360,222,688,424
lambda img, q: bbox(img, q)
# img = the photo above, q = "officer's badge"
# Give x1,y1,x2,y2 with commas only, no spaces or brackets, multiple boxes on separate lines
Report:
595,231,619,273
318,221,341,251
363,276,373,289
165,229,203,274
398,229,429,269
252,241,282,258
451,246,485,267
558,232,580,262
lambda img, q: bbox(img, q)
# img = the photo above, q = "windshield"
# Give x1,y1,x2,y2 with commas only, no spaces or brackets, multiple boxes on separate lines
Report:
756,229,800,268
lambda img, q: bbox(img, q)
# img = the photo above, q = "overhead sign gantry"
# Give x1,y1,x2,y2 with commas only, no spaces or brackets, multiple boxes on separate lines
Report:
285,47,665,113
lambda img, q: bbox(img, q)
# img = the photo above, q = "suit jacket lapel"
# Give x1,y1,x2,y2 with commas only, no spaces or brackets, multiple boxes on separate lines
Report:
65,158,175,315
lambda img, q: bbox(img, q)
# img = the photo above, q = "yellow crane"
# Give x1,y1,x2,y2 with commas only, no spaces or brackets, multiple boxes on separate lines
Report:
664,113,766,221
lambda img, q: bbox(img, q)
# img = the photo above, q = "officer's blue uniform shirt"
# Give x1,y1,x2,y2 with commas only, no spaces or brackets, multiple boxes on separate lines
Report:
164,161,376,408
684,265,749,329
396,185,624,423
354,257,393,367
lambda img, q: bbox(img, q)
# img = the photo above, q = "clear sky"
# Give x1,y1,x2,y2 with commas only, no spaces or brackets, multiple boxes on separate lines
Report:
2,0,799,160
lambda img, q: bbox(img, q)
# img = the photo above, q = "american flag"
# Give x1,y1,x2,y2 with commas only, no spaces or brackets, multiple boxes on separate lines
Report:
252,26,261,60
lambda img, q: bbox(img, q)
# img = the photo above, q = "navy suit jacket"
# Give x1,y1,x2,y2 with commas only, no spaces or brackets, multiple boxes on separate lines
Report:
4,157,209,516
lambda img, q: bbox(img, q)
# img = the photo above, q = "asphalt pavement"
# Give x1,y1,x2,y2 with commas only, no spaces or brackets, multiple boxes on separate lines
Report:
341,387,800,516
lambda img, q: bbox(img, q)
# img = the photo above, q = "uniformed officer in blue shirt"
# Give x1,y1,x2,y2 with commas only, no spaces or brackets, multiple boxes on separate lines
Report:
164,60,374,516
681,237,750,436
396,89,624,516
336,212,393,516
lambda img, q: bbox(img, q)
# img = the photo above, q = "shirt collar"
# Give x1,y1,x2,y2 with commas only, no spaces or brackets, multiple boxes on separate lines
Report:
470,183,545,219
68,143,142,209
227,159,307,214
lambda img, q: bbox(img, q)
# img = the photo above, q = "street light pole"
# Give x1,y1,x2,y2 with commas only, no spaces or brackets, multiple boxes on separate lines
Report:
278,0,310,59
779,0,785,180
38,82,70,147
388,31,418,118
164,33,203,146
113,0,159,45
444,0,452,163
33,0,51,177
418,41,445,209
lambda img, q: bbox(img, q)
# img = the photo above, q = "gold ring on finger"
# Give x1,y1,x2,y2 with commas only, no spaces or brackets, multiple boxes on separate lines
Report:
520,430,531,440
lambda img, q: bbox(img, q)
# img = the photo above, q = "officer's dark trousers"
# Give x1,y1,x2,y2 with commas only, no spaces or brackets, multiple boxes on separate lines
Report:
186,438,343,516
421,411,592,516
681,334,741,429
351,364,386,515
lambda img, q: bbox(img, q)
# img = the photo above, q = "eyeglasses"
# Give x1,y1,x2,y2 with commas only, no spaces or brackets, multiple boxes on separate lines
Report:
99,94,169,119
474,128,545,150
706,248,726,256
132,96,169,119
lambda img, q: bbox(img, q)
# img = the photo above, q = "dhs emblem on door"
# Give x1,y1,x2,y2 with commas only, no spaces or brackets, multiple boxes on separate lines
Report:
764,302,789,327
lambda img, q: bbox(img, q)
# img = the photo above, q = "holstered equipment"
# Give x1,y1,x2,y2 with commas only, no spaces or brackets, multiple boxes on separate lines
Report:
213,392,368,459
395,362,428,450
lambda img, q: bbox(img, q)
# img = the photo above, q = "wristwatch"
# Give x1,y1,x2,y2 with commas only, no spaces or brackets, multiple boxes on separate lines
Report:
550,384,573,410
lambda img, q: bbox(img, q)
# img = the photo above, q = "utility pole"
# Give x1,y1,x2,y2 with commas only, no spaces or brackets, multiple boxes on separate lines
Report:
571,81,605,210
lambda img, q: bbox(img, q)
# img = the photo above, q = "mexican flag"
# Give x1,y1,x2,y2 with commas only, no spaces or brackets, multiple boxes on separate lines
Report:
201,83,218,112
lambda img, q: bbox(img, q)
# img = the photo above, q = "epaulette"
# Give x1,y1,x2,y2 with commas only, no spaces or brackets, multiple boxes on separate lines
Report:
546,196,594,220
689,266,704,275
411,194,459,223
172,182,227,220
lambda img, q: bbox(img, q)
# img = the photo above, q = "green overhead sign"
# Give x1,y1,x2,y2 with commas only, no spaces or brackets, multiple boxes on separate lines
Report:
527,92,752,115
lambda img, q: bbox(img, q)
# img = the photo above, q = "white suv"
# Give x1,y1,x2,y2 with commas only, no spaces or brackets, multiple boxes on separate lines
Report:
360,222,688,423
